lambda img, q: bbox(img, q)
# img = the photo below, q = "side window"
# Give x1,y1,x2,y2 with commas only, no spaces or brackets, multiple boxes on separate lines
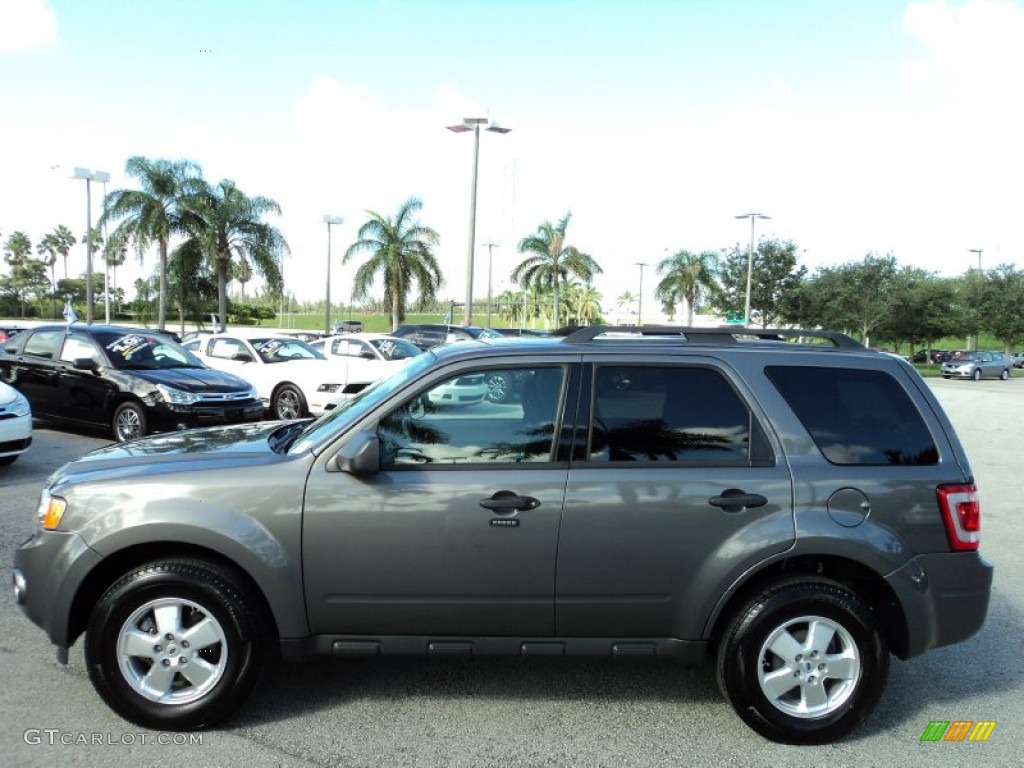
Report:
23,330,64,360
209,338,244,360
378,366,565,466
590,365,756,463
59,335,102,364
766,366,938,466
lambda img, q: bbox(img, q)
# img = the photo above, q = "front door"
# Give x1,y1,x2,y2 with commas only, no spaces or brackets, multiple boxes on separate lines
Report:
303,362,575,637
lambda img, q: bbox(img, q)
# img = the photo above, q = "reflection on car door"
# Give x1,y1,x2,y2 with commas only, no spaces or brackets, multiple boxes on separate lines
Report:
57,332,114,426
557,359,795,638
302,363,574,637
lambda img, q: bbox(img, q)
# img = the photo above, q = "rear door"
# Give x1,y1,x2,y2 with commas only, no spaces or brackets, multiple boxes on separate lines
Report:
303,360,577,637
557,356,795,639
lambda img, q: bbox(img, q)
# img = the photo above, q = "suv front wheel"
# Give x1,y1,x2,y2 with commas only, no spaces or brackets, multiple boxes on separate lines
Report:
85,558,271,730
716,578,889,744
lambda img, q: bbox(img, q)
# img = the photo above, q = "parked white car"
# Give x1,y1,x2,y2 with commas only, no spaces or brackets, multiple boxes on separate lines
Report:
310,334,423,381
183,331,371,419
0,380,32,465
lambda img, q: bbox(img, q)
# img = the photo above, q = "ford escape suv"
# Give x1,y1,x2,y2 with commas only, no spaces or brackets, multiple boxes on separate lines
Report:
12,326,992,743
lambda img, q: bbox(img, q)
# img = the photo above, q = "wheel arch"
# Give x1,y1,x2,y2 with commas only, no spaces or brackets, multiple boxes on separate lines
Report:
706,554,910,660
67,542,282,653
270,380,308,416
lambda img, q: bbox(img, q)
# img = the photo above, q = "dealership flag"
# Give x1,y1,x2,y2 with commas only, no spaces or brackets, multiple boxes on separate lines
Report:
63,298,78,326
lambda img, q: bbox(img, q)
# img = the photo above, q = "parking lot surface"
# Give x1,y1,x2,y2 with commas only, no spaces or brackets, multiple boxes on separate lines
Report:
1,378,1021,767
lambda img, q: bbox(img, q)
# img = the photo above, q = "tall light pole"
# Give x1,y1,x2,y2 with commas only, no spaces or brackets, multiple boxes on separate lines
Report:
735,213,771,326
969,248,983,271
635,262,648,326
483,240,500,327
71,167,110,323
323,215,344,335
447,117,511,326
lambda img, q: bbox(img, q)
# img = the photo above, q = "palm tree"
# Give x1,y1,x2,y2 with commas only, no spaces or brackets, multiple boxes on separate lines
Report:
343,197,443,331
184,178,286,327
4,231,33,317
512,212,601,328
103,231,128,317
100,156,204,330
655,250,721,325
563,282,603,326
36,232,61,317
52,225,76,280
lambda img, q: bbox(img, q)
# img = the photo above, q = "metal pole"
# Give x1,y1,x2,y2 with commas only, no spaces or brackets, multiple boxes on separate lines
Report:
744,216,754,327
635,262,647,326
325,221,332,335
465,124,481,326
85,178,94,324
102,180,110,324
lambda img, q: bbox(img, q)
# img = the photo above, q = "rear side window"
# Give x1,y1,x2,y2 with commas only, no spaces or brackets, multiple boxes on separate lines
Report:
766,366,938,465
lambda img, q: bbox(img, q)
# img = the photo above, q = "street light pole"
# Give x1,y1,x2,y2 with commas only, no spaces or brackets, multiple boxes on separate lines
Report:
969,248,983,271
71,167,110,324
735,213,771,326
635,262,648,326
323,215,344,335
447,117,511,326
483,241,500,327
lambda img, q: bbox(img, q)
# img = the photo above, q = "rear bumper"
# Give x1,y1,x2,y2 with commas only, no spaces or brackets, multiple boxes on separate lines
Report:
886,551,993,658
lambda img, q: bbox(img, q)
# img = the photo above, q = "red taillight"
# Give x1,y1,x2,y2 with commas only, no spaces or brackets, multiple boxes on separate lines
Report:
937,484,980,551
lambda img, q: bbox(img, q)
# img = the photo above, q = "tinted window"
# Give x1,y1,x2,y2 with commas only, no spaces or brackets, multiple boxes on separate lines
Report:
23,330,64,359
589,365,755,463
766,366,938,466
378,366,564,466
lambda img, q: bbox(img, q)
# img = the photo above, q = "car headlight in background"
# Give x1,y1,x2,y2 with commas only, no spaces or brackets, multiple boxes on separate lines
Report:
10,391,30,417
317,383,343,393
36,489,67,530
157,384,200,405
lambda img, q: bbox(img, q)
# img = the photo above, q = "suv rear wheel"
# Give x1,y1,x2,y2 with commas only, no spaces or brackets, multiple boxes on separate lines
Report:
716,578,888,744
85,558,271,730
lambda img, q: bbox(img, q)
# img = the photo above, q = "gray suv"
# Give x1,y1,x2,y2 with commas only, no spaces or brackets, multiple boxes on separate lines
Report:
11,326,993,743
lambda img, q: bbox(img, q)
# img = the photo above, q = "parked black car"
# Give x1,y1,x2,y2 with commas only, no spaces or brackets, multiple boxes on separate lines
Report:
0,324,263,441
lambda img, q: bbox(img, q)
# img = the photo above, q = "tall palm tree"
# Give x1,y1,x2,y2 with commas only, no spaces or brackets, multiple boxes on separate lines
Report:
100,156,204,330
184,178,286,327
103,231,128,317
36,232,61,317
4,231,33,317
52,225,76,280
655,249,721,325
512,212,601,328
343,197,443,332
563,282,603,326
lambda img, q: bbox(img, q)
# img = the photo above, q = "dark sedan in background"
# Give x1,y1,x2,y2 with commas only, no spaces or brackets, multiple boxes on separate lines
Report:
0,324,263,441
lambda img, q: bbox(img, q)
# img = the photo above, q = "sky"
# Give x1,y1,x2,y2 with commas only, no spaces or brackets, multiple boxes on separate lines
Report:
1,0,1022,319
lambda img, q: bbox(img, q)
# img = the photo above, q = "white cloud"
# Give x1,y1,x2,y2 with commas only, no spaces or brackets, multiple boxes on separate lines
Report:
0,0,58,53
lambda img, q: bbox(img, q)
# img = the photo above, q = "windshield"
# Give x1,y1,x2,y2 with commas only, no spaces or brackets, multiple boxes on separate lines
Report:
288,352,435,454
97,331,204,370
370,337,422,360
251,337,326,363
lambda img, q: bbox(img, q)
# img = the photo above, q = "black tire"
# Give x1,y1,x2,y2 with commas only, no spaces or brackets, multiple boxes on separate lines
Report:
942,375,950,379
486,372,513,403
999,368,1009,381
716,578,889,744
0,454,17,466
272,383,307,420
85,558,271,730
971,368,982,381
112,401,147,442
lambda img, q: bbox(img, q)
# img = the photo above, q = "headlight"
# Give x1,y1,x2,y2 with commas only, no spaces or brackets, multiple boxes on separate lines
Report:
10,392,30,417
157,384,199,404
246,385,259,400
317,383,343,393
37,490,67,530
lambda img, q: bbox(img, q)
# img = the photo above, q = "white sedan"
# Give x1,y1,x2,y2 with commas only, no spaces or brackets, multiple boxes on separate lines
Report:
0,380,32,466
183,332,369,419
310,333,423,382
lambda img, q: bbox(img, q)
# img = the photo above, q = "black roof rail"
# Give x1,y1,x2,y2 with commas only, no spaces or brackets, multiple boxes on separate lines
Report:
559,325,864,349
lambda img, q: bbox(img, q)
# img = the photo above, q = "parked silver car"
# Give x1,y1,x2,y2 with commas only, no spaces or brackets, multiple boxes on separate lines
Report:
940,351,1012,380
13,326,992,744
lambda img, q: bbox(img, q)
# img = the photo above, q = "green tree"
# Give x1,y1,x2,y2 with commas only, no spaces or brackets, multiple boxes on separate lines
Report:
655,249,720,325
3,231,33,317
103,230,129,316
512,212,602,328
52,225,77,281
799,254,900,347
877,268,957,354
343,197,443,332
184,178,286,328
979,264,1024,352
716,238,806,327
562,281,603,326
101,156,204,330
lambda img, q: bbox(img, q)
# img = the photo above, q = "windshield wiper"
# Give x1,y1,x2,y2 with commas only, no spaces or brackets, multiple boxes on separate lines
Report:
268,421,309,453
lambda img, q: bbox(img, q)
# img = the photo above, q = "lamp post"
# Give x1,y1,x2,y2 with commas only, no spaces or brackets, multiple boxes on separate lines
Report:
969,248,983,271
323,215,344,335
735,213,771,326
71,167,110,323
483,241,500,327
635,262,648,326
447,117,511,326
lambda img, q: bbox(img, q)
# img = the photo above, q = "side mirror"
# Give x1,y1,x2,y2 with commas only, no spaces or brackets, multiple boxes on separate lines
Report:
360,351,376,360
329,430,380,475
232,352,254,363
73,357,99,372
